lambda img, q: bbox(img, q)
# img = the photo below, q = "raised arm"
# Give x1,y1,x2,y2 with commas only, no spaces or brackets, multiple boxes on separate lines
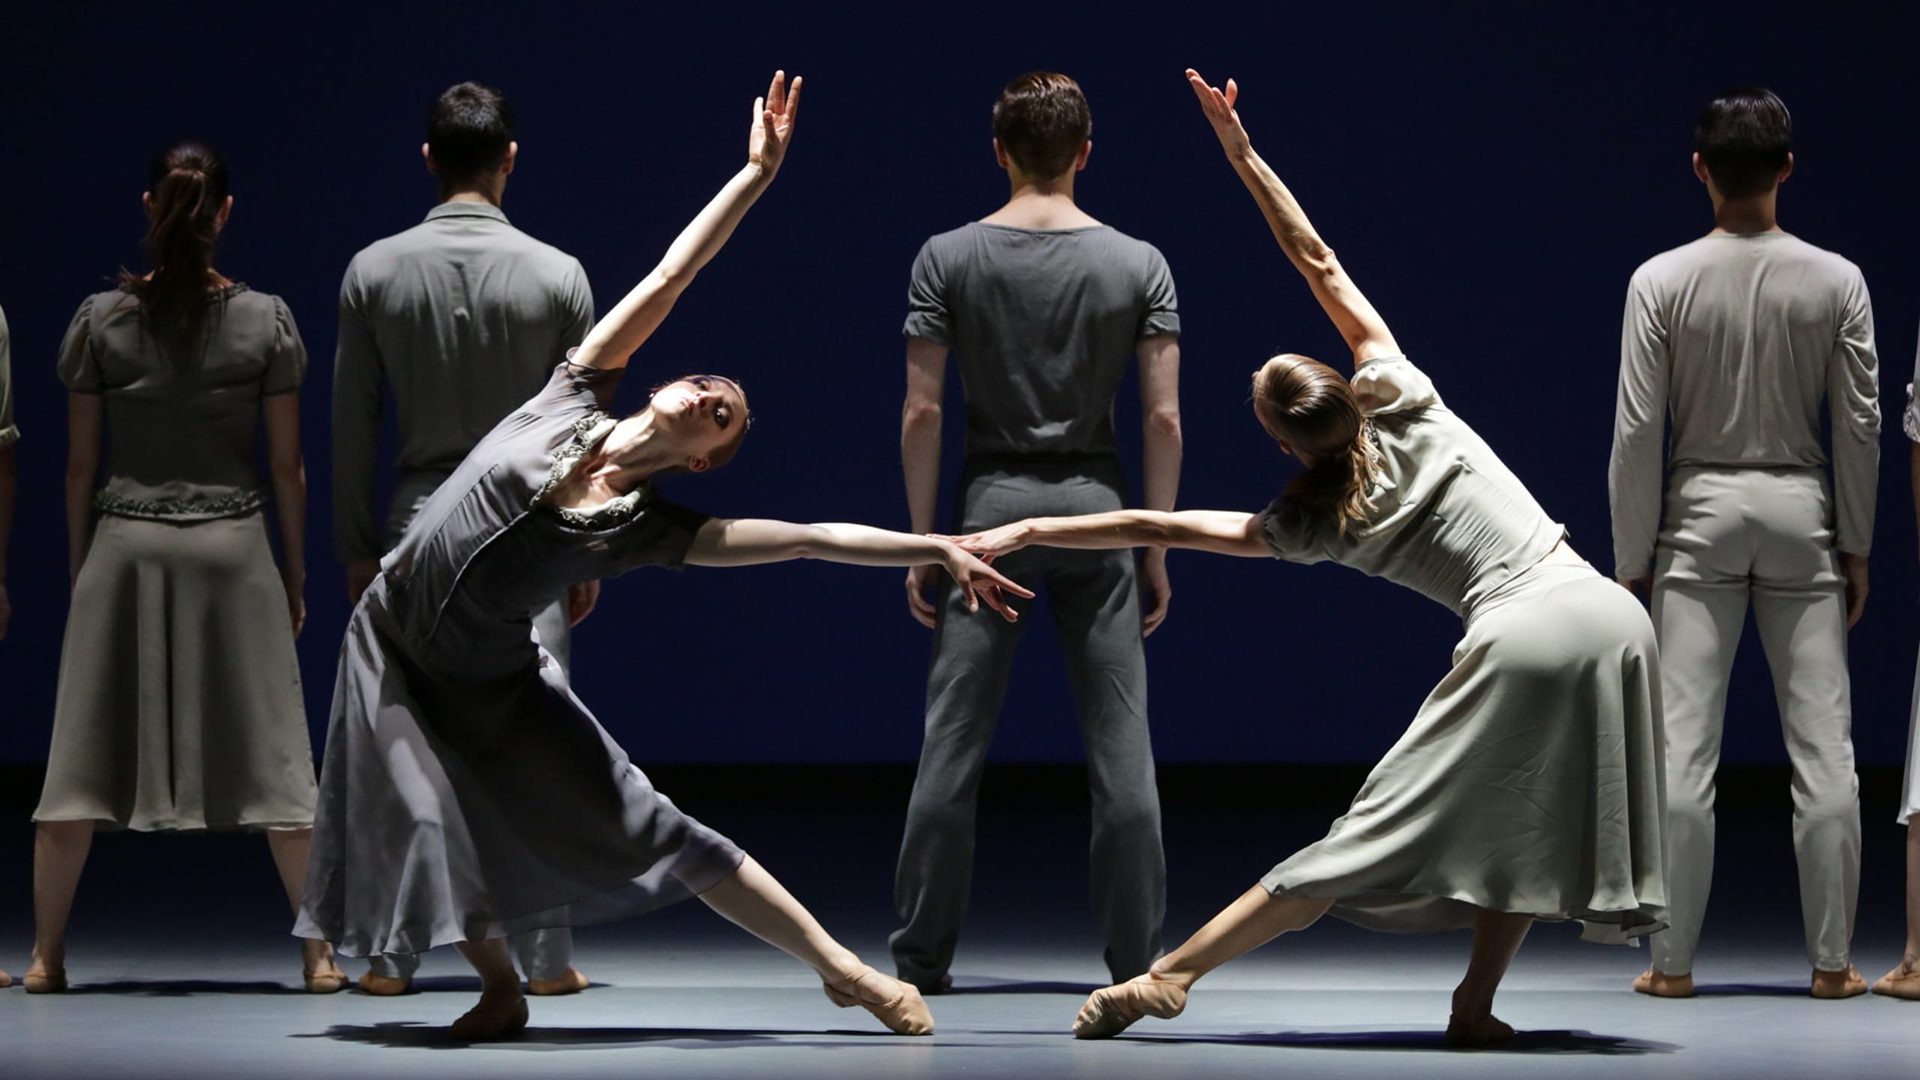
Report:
953,508,1270,560
570,71,802,371
1185,69,1400,366
685,517,1033,621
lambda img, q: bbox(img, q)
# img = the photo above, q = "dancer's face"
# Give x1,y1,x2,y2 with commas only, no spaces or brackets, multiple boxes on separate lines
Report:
647,375,749,473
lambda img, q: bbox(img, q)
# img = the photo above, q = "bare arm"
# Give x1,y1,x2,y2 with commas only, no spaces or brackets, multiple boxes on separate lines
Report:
65,392,102,589
571,71,802,371
1185,70,1400,366
263,392,308,636
954,508,1270,560
1137,334,1183,634
900,338,948,627
685,517,1033,621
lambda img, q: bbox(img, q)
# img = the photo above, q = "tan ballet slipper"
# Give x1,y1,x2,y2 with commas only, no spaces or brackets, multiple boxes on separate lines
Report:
821,965,934,1036
1811,966,1867,1000
1445,1012,1516,1048
1073,972,1189,1039
1631,967,1694,998
357,970,413,996
1871,962,1920,1001
449,991,529,1042
527,966,590,996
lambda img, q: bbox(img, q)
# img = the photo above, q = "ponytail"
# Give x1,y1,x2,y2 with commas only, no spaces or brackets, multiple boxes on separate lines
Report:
1282,421,1378,537
1253,353,1379,538
119,140,230,352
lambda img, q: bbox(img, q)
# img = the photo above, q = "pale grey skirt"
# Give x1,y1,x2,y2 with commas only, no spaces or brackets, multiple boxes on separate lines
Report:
1904,646,1920,826
1262,562,1669,939
34,512,316,831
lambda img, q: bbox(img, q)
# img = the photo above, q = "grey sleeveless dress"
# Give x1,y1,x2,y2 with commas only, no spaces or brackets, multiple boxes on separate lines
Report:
295,360,744,958
1256,356,1668,940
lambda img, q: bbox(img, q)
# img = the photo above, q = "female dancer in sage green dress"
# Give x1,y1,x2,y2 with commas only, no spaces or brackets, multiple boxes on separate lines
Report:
296,72,1031,1042
952,71,1668,1046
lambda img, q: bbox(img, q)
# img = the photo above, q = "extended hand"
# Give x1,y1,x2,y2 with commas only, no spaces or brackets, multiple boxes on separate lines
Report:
943,544,1035,624
1185,68,1251,156
941,521,1030,560
748,70,803,175
1140,548,1172,637
904,563,939,629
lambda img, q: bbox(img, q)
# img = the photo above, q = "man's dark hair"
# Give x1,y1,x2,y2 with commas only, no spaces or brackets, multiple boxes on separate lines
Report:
426,82,515,186
1694,87,1791,199
992,72,1091,180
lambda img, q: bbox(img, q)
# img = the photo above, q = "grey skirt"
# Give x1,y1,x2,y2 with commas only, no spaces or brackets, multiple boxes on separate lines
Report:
34,512,316,831
1262,561,1669,939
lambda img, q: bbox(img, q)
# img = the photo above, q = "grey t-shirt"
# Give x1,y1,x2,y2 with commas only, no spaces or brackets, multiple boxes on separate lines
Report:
333,201,594,562
1608,231,1879,578
0,304,17,448
903,222,1179,457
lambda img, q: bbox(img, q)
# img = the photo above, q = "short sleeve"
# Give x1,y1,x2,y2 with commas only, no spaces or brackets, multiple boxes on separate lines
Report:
55,296,103,393
550,351,628,412
263,296,308,395
1256,497,1330,565
1351,355,1440,416
0,305,16,447
1138,244,1180,339
625,495,714,571
901,240,951,346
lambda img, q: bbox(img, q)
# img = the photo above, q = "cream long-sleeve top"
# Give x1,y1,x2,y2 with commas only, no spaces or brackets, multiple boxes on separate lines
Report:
1608,231,1879,579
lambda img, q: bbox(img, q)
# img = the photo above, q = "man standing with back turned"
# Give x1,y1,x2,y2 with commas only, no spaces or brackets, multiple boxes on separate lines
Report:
1610,87,1880,1000
892,72,1181,992
333,81,597,997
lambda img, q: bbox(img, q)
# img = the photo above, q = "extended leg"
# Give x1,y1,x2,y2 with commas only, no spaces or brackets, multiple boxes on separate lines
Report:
1447,909,1533,1047
703,855,932,1034
265,827,346,993
27,819,94,993
1074,884,1331,1038
1051,546,1166,982
1641,577,1746,990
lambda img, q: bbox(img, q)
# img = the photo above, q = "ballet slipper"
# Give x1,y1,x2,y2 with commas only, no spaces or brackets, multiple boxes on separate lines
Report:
357,971,413,996
1072,972,1188,1039
301,940,348,994
821,965,934,1035
1444,1012,1516,1048
527,967,590,996
1871,962,1920,1000
0,969,10,989
1810,966,1867,1000
449,991,529,1042
23,966,67,994
303,968,349,994
1631,967,1694,998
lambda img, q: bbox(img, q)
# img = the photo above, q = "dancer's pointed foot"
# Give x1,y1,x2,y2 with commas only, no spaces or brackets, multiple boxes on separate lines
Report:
1445,1012,1515,1048
301,939,347,994
1073,971,1189,1039
1631,967,1694,998
822,965,934,1035
527,966,590,996
449,989,529,1042
1811,966,1867,1000
1871,961,1920,1000
357,970,412,996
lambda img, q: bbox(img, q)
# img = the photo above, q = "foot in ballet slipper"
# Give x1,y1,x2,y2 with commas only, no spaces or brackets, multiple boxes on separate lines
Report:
23,956,67,994
527,967,590,996
357,971,413,996
302,939,348,994
449,990,529,1041
1871,962,1920,1000
0,969,10,989
822,965,934,1035
1811,966,1867,1000
1444,1012,1516,1049
1631,968,1694,998
1073,972,1189,1039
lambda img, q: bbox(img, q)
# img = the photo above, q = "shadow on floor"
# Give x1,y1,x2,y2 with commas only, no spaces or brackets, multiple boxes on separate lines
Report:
1121,1028,1679,1055
304,1021,921,1051
946,978,1103,996
57,979,309,996
1691,982,1807,998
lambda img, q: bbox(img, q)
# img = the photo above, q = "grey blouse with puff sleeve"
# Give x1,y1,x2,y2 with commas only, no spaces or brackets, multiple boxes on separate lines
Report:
58,284,305,521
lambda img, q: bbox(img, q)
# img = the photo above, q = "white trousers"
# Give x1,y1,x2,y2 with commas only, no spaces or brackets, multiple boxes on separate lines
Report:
1649,468,1860,975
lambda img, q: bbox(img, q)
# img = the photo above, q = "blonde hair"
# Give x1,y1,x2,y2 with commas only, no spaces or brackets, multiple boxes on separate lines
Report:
1252,354,1378,537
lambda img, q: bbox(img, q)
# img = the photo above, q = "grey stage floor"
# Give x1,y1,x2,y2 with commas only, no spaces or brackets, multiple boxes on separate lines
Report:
2,780,1916,1079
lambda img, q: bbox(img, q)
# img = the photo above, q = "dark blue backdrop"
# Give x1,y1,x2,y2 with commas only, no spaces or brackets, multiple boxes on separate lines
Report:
1,3,1915,769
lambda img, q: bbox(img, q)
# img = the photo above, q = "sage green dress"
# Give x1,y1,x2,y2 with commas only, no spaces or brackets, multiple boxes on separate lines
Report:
1257,356,1668,940
34,285,316,832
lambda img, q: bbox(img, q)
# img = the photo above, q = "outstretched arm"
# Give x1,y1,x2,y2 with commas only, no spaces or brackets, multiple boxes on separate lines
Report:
685,517,1035,621
952,509,1270,560
571,71,803,371
1185,69,1400,366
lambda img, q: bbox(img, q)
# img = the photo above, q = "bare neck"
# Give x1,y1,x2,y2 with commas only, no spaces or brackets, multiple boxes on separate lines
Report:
981,174,1101,230
438,185,504,208
1708,189,1780,235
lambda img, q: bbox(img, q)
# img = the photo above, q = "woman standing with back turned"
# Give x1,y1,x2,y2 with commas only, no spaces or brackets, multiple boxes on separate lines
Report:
23,140,343,994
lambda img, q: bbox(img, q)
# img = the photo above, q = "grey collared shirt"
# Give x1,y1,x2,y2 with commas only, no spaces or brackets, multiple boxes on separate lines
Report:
1608,231,1879,578
333,200,594,562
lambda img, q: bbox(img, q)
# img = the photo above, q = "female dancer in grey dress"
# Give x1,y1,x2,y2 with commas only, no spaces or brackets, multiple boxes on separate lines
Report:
295,73,1029,1041
27,141,344,993
1879,338,1920,1000
951,72,1667,1046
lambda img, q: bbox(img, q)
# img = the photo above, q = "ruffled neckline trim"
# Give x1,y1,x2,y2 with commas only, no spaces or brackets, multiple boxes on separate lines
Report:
533,411,653,530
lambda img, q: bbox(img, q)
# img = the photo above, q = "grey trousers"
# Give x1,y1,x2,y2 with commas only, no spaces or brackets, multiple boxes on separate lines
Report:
368,473,578,983
1649,467,1860,975
891,458,1166,988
